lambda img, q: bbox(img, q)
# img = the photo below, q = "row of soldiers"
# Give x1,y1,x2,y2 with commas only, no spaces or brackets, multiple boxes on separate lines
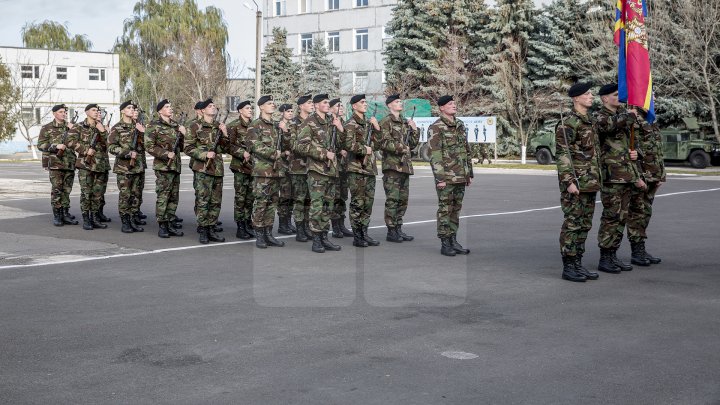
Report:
37,93,474,256
556,82,665,282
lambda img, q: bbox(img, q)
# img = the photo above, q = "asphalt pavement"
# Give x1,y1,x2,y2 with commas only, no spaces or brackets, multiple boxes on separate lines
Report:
1,162,719,404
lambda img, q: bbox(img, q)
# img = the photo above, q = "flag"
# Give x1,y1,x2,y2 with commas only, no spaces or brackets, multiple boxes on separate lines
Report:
614,0,655,123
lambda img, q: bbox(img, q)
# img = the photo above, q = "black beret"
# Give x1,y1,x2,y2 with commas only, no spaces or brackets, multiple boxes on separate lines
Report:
350,94,365,105
386,94,400,105
279,103,293,112
598,83,619,96
194,101,204,110
85,103,99,111
297,94,312,105
156,99,170,112
437,95,453,106
51,104,67,112
313,94,329,103
119,100,132,111
131,102,139,109
257,95,273,106
197,98,213,110
329,98,341,107
568,82,593,97
236,100,251,110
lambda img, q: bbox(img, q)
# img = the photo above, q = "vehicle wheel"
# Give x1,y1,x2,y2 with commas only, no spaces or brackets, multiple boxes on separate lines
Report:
419,143,431,162
535,148,553,165
688,150,710,169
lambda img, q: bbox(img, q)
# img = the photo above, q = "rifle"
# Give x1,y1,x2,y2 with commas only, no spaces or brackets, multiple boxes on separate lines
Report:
57,111,79,158
172,112,187,155
85,125,99,165
403,106,417,165
205,110,229,172
363,104,378,165
327,113,338,170
105,112,113,127
128,109,146,168
558,103,579,189
273,121,285,171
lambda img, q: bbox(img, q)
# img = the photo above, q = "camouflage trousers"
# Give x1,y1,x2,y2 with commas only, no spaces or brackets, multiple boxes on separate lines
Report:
290,174,310,223
137,172,145,208
48,168,75,209
251,176,280,228
627,181,660,244
193,172,223,227
233,172,254,222
347,172,375,229
116,173,143,215
98,171,109,209
307,171,336,233
331,169,349,220
277,175,293,218
383,170,410,227
436,183,466,238
597,183,632,250
559,191,597,257
155,170,180,222
78,169,105,212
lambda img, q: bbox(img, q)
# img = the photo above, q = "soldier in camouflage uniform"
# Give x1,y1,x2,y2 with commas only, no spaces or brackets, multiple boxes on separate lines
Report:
288,94,314,242
184,98,228,244
428,95,473,257
95,108,112,224
595,84,645,274
225,100,255,239
276,103,296,235
146,99,186,238
67,104,110,230
343,94,381,247
378,94,419,243
296,94,343,253
248,95,286,249
131,103,149,225
329,99,354,238
627,108,666,266
109,100,146,233
36,104,79,226
555,83,603,282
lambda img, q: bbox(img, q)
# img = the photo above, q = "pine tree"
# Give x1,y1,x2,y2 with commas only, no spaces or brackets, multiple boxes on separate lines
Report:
261,27,301,105
301,40,338,97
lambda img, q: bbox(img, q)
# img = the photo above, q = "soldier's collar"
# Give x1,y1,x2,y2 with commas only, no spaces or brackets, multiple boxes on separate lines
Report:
314,112,329,124
440,115,457,127
389,113,403,122
353,112,366,124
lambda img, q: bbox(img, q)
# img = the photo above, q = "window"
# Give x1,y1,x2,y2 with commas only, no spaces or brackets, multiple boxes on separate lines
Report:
56,67,68,80
353,72,368,93
21,65,40,79
227,96,242,111
299,0,312,13
275,0,286,16
327,31,340,52
300,33,313,54
21,107,41,125
382,71,387,84
89,68,106,81
327,0,339,10
355,28,368,50
356,0,368,6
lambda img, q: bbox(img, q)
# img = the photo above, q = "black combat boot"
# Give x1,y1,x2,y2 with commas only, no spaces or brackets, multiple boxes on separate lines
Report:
440,237,456,257
82,211,93,230
450,234,470,255
96,205,111,222
52,207,64,227
265,226,285,247
278,216,294,235
208,225,225,242
127,213,143,232
91,211,108,229
236,221,252,240
64,207,76,220
641,242,661,264
362,226,380,246
574,255,598,280
331,218,344,238
311,232,325,253
288,219,297,233
386,227,403,243
255,227,268,249
321,232,342,251
167,222,183,237
338,217,354,237
397,224,414,241
598,248,621,274
212,224,223,233
172,215,183,223
245,219,256,237
157,221,170,238
562,255,587,282
295,221,309,242
610,249,633,271
137,210,147,219
120,214,134,233
352,228,368,247
62,207,78,225
631,242,651,267
199,226,209,244
133,213,147,226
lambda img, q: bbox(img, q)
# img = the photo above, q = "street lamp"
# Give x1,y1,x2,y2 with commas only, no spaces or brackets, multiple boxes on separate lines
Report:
245,0,262,118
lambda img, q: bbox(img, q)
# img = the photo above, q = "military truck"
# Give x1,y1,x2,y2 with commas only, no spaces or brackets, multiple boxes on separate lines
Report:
528,117,720,168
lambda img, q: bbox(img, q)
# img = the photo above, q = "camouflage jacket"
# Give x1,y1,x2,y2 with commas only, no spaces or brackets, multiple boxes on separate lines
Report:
184,119,226,177
287,115,309,175
428,116,474,184
226,117,253,175
636,118,666,182
378,113,419,174
595,106,640,184
555,110,602,192
37,120,76,171
68,119,111,172
248,117,284,178
296,113,340,178
343,112,378,176
108,120,145,175
145,118,184,173
185,117,200,170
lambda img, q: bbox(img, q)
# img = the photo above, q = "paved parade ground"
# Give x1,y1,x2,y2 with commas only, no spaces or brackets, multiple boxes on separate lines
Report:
1,161,719,404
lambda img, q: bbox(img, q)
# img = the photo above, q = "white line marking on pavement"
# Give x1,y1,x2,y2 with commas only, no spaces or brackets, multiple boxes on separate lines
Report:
0,187,718,270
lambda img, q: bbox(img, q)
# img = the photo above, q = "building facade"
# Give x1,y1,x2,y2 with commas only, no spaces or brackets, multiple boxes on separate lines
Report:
0,47,120,155
263,0,397,100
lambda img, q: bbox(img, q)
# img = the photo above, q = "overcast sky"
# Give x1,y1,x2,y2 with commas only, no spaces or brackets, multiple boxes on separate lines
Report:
0,0,549,78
